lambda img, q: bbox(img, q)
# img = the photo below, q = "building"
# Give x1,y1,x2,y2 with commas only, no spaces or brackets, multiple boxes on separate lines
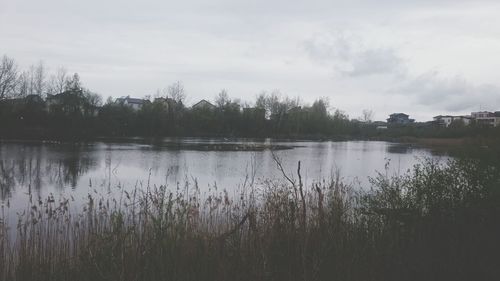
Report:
471,111,500,127
371,121,388,130
433,115,453,127
2,94,44,106
192,99,216,111
46,91,82,113
387,113,415,125
471,111,491,119
46,90,98,116
115,96,148,110
433,115,472,127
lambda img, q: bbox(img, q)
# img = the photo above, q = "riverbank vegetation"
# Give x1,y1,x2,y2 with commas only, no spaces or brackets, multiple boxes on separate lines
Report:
1,157,499,281
2,55,500,141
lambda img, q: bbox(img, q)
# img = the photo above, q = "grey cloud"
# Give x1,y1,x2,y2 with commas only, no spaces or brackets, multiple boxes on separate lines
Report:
345,48,405,77
395,71,500,112
303,32,406,77
2,0,500,121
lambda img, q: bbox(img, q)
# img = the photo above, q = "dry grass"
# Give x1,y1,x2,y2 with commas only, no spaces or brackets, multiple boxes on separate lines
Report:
1,158,499,281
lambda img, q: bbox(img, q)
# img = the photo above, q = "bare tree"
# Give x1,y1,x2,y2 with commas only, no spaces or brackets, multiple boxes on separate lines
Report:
32,61,46,97
84,90,102,107
255,92,267,109
215,89,230,108
0,55,19,99
167,81,186,103
311,98,329,117
105,96,114,105
47,67,68,95
362,109,374,123
65,73,82,92
27,65,35,96
255,90,295,119
154,88,162,99
17,71,30,98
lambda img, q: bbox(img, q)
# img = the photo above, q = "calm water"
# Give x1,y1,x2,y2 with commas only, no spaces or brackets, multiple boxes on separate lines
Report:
0,139,446,217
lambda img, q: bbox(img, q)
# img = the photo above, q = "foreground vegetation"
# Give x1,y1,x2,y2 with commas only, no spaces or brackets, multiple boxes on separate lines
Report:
1,157,499,281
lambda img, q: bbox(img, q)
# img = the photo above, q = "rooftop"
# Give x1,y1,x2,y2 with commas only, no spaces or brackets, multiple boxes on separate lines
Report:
116,96,146,105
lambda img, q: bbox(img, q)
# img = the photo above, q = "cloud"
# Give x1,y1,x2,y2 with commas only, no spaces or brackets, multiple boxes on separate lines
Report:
2,0,500,121
303,32,406,77
394,70,500,112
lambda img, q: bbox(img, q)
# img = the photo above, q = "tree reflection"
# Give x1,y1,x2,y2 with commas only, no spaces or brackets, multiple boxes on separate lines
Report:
0,160,15,200
0,143,98,200
386,144,412,154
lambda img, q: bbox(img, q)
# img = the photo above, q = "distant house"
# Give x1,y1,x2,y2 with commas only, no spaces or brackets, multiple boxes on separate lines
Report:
153,97,168,105
192,99,216,111
46,91,81,112
460,116,473,126
387,113,415,125
471,111,500,127
2,94,44,106
45,93,61,108
288,106,302,114
433,115,472,127
47,90,98,116
23,94,44,104
372,121,388,130
471,111,491,119
115,96,148,110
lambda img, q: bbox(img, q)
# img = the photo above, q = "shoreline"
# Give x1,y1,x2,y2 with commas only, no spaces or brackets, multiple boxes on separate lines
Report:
2,134,499,144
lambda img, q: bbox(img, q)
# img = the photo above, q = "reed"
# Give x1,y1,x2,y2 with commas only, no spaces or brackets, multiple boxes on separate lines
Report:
1,158,499,281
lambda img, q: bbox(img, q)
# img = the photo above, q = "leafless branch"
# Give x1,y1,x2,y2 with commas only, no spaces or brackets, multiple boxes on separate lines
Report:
271,150,295,187
0,55,19,99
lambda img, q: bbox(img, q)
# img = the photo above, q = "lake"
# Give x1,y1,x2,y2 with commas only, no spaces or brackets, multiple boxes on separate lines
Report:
0,138,446,215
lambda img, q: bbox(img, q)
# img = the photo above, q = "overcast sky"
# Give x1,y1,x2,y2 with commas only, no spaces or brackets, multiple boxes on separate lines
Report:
2,0,500,121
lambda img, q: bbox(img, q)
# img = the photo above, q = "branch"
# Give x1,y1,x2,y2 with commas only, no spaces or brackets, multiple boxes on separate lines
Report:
271,150,295,187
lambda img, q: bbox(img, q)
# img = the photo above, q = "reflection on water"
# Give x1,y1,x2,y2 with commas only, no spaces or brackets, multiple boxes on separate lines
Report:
0,139,444,213
0,144,97,200
386,143,414,154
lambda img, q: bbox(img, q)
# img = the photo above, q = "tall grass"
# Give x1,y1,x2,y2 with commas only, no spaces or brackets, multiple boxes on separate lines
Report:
1,158,499,281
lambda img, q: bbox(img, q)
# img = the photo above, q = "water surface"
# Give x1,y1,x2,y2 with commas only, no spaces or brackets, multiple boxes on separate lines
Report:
0,139,445,213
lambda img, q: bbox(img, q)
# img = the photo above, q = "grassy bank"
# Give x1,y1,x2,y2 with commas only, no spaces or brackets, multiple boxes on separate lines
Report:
1,158,500,281
385,135,500,147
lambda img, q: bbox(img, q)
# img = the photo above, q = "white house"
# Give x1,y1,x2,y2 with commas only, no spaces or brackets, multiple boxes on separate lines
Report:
115,96,148,110
471,111,500,127
433,115,472,127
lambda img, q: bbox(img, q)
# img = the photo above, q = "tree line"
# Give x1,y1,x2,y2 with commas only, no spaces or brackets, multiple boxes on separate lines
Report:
0,55,360,139
1,54,500,140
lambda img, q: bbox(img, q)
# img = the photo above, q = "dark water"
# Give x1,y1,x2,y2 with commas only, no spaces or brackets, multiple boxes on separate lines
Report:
0,139,445,218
